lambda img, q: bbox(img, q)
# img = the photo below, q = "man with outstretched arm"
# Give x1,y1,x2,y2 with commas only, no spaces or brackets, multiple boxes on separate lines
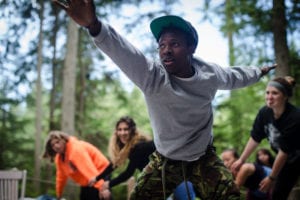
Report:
53,1,275,199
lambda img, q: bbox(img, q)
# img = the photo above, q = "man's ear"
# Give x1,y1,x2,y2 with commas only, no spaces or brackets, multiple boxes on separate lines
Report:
188,45,196,54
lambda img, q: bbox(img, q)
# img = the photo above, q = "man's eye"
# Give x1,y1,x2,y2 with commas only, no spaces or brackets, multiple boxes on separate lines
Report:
172,42,179,47
158,44,165,49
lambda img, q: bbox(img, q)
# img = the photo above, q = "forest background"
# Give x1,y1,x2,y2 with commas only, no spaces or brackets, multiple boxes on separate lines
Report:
0,0,299,199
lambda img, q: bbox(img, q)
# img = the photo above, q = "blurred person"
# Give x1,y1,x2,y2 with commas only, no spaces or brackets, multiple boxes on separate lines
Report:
52,0,275,199
221,149,272,200
89,116,154,191
232,76,300,200
255,148,274,168
89,116,196,200
43,130,112,200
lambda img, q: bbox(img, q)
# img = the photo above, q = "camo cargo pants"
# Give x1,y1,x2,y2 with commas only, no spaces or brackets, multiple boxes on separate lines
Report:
129,145,240,200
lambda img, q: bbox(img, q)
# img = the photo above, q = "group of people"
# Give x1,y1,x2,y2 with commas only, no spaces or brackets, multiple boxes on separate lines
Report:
231,76,300,200
220,75,300,200
221,148,274,200
43,0,300,199
43,116,195,200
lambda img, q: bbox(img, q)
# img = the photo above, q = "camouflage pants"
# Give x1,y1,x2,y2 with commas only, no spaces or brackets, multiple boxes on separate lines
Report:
129,146,240,200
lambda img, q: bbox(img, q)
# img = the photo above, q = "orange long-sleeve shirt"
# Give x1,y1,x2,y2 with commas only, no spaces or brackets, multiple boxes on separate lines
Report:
55,136,109,197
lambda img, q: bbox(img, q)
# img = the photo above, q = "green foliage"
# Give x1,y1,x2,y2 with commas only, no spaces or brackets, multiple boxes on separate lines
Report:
111,184,128,200
214,81,267,155
203,0,300,157
1,0,300,198
0,86,34,170
289,45,300,105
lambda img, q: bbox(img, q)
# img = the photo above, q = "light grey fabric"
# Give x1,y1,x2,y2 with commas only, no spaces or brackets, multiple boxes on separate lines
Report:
92,23,262,161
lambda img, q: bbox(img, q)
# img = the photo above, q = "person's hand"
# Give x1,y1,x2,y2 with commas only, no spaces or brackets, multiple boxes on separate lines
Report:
259,176,274,192
260,64,277,76
52,0,98,28
231,158,244,176
88,176,97,186
102,181,110,190
99,188,111,200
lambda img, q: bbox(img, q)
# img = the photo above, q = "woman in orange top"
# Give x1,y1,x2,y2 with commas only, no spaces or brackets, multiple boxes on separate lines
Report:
43,130,113,200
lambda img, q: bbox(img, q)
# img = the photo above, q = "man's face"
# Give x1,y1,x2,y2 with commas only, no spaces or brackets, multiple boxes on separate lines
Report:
158,29,194,78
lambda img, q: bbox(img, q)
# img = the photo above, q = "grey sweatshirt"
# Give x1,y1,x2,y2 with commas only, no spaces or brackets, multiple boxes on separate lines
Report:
93,23,262,161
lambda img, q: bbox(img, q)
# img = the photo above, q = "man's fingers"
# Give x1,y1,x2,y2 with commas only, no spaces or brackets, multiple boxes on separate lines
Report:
268,64,277,70
261,63,277,76
52,0,70,9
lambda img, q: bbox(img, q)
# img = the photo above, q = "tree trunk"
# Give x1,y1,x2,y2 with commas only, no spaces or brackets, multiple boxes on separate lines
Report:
225,0,235,66
61,19,79,200
45,3,59,193
78,62,86,137
34,0,44,193
77,30,87,137
49,4,59,132
272,0,290,76
61,20,78,135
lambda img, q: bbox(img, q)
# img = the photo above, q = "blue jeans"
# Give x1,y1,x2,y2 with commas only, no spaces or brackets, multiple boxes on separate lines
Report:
173,181,196,200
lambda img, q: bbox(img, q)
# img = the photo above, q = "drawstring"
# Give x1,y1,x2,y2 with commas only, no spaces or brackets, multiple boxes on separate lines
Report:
162,158,168,200
162,157,192,200
181,161,192,200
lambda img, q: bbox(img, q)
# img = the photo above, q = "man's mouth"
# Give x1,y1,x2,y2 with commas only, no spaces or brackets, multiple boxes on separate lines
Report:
163,58,174,65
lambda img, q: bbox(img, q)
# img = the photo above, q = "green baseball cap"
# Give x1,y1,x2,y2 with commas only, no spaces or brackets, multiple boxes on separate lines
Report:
150,15,198,48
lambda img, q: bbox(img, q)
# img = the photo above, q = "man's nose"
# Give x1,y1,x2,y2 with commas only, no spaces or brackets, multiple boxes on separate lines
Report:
166,45,173,53
161,45,172,54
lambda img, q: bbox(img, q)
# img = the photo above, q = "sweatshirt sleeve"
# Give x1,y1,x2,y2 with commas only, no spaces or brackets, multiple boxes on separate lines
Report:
208,62,262,90
277,108,300,154
109,159,137,188
55,157,68,198
250,107,269,143
92,23,162,93
70,147,101,181
109,143,150,188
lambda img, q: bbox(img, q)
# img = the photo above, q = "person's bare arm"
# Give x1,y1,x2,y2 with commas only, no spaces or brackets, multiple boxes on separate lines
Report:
259,149,288,192
231,137,259,174
235,163,256,188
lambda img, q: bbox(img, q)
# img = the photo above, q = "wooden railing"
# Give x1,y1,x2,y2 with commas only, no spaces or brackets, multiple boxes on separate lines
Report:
0,170,27,200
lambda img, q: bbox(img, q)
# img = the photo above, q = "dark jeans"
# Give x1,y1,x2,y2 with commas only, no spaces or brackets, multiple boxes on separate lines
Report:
80,186,100,200
272,157,300,200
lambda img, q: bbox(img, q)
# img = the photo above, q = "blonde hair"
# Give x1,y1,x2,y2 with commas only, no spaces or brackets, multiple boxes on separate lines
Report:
108,116,150,168
43,130,69,162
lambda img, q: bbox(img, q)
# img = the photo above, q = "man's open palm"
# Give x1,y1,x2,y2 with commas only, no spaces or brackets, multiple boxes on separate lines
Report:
53,0,97,27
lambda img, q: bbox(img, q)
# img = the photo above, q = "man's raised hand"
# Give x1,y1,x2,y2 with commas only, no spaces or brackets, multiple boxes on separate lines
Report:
261,63,277,77
52,0,98,28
